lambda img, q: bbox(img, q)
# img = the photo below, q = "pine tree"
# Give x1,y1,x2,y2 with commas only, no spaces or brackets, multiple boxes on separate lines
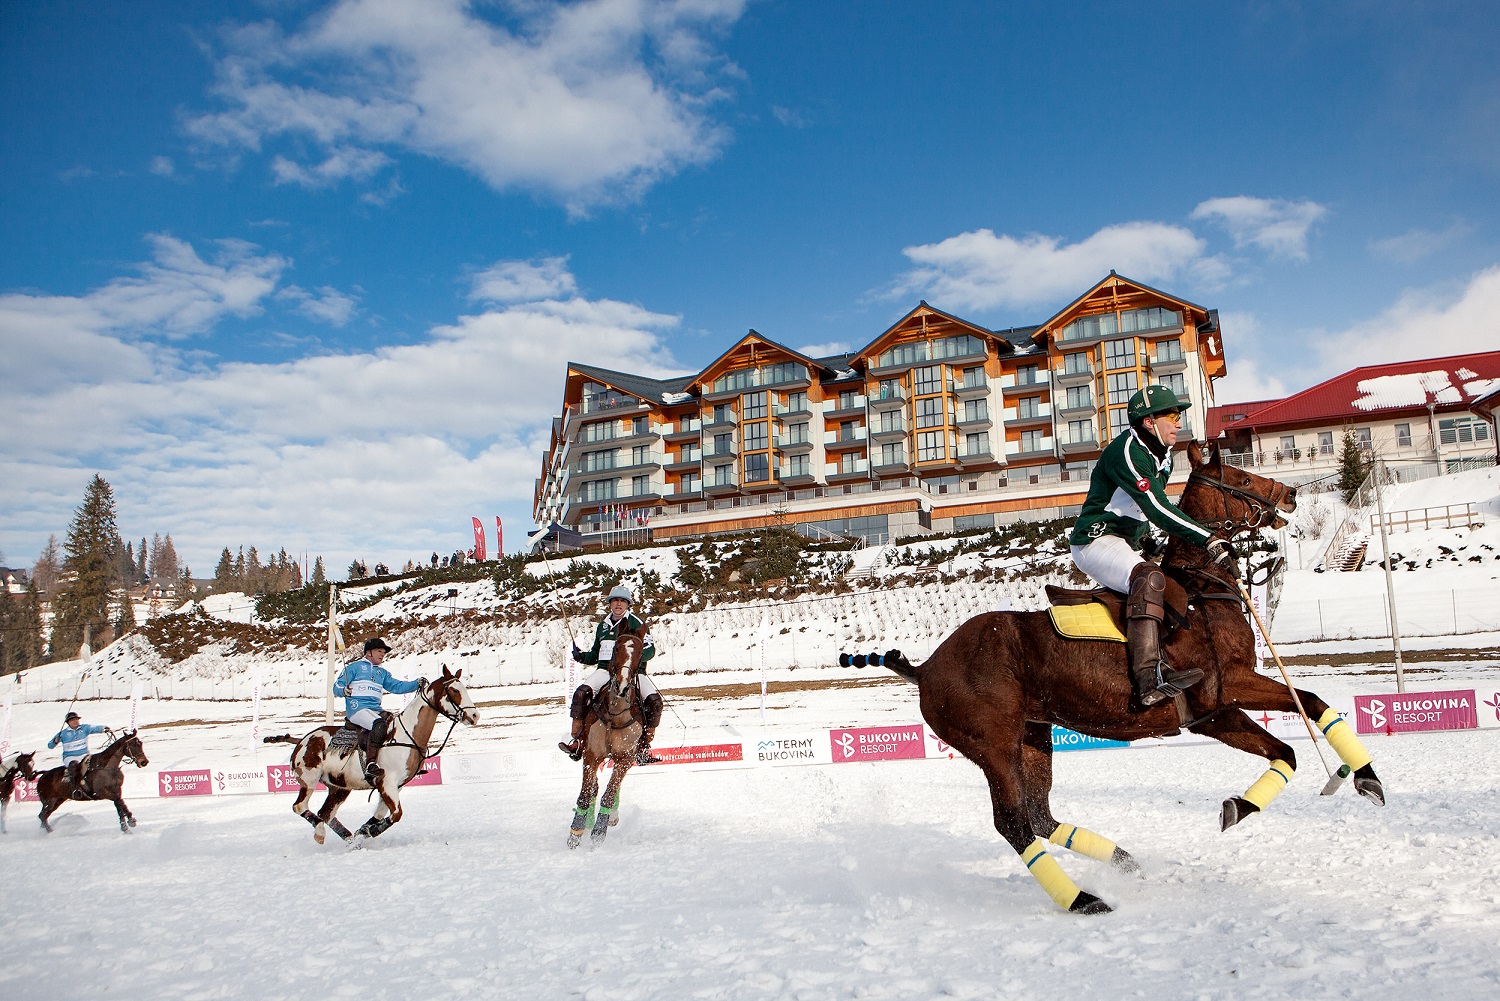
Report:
115,585,137,635
155,534,179,584
32,534,61,595
122,540,137,586
311,557,327,587
51,474,122,656
178,565,196,603
214,548,235,592
1337,429,1371,503
136,537,148,582
16,581,44,668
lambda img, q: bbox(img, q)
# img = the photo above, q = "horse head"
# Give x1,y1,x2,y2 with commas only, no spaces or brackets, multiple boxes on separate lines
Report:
608,630,645,698
6,751,37,781
428,666,480,726
121,730,149,768
1183,440,1298,534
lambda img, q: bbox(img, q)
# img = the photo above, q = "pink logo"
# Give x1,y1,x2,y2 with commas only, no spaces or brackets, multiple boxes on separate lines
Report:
829,725,926,763
11,778,38,802
158,769,213,797
1354,690,1477,734
1484,691,1500,722
265,763,311,793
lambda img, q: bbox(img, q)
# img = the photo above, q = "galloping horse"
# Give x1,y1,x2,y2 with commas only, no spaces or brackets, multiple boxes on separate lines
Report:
35,730,149,834
264,666,478,845
855,441,1384,914
2,750,38,834
568,630,648,849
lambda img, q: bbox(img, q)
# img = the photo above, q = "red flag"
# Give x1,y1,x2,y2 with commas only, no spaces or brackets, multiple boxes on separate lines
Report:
471,517,487,561
495,516,503,555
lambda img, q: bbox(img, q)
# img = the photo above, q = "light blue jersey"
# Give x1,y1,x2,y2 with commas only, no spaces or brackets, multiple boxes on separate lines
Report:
333,659,422,719
47,723,108,764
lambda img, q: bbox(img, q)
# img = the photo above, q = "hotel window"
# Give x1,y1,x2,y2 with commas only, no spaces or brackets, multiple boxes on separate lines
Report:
711,433,733,457
712,368,757,393
583,421,617,443
632,415,649,435
1065,385,1093,410
1063,352,1092,375
745,453,770,483
786,454,810,477
789,422,809,444
679,472,700,494
932,334,984,359
838,389,862,410
959,366,986,389
963,432,990,456
877,341,928,368
1067,419,1095,444
678,443,699,463
785,390,808,413
1058,312,1118,342
1119,306,1181,332
1396,423,1412,447
1154,337,1184,361
879,443,906,466
761,362,807,386
1019,429,1045,452
743,391,767,420
1018,396,1041,419
1108,408,1130,438
875,379,902,401
583,449,618,471
1157,373,1187,400
876,410,904,434
632,475,650,495
743,421,768,451
962,399,988,423
917,431,945,461
582,479,617,501
914,365,943,395
916,397,945,428
712,464,735,486
1016,364,1040,386
711,403,734,425
631,445,652,466
1107,372,1138,406
1103,337,1138,370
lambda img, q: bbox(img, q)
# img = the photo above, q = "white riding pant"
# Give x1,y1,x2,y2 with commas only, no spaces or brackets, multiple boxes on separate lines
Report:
347,708,381,729
1071,535,1148,594
580,668,658,700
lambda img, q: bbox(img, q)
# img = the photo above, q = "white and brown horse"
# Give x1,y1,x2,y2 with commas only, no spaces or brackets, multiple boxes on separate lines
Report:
264,666,478,845
569,631,648,849
2,750,38,834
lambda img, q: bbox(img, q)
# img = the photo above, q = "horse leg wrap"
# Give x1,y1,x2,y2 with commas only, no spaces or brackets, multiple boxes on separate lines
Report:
1316,709,1373,771
301,810,320,828
1021,838,1085,911
1242,759,1295,810
1048,823,1119,864
328,818,354,842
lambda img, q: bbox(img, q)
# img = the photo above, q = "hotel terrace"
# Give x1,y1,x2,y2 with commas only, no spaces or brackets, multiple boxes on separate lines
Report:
533,272,1226,547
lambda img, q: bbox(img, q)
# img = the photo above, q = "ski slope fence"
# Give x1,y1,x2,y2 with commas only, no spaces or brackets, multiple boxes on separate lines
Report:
1271,585,1500,642
6,682,1498,808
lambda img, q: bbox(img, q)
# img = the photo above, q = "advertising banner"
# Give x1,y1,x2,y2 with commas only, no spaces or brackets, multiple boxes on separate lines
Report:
751,735,822,766
1353,689,1478,735
829,724,927,764
11,777,38,802
650,743,745,767
1477,686,1500,729
1052,727,1130,752
404,757,443,786
212,765,267,796
158,768,214,797
265,763,315,793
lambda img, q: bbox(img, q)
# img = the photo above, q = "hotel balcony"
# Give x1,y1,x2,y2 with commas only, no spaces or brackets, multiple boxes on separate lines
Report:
703,471,741,495
773,431,814,451
869,384,908,410
1058,430,1099,455
702,410,739,431
1003,404,1052,426
702,439,739,459
1056,365,1095,386
662,419,702,441
825,426,869,449
999,372,1051,395
825,458,870,482
822,395,868,419
870,416,909,441
953,376,990,398
1148,353,1188,375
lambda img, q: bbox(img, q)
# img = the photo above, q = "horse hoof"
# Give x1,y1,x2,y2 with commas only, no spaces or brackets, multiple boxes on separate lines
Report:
1220,796,1259,832
1069,891,1112,915
1109,847,1141,874
314,823,327,845
127,816,137,828
567,833,582,849
1354,765,1385,807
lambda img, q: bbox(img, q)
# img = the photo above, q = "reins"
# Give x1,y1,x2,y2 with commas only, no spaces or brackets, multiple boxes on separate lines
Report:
389,684,468,765
1186,469,1291,533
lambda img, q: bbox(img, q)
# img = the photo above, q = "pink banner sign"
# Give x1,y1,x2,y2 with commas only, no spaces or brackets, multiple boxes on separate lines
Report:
405,757,443,786
471,517,487,561
830,724,927,763
265,763,316,793
1354,690,1478,734
159,768,214,797
652,743,744,765
11,777,38,802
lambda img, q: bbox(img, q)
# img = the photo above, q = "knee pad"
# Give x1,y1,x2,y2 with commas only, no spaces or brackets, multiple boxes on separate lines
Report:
569,686,594,720
642,692,663,729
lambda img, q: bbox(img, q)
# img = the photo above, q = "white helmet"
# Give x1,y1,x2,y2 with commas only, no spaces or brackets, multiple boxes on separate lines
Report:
606,584,634,605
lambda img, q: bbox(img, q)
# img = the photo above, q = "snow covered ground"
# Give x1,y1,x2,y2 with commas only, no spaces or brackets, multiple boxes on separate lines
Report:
3,657,1499,1001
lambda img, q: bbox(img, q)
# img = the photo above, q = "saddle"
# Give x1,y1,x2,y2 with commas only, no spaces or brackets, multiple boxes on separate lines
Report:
68,756,96,801
1044,577,1191,643
331,712,395,755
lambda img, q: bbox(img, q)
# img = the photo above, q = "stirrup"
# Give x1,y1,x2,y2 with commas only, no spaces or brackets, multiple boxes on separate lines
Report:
558,739,583,762
1139,665,1203,706
635,746,661,765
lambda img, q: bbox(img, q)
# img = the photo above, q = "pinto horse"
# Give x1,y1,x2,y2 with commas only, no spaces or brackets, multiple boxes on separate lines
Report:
35,730,149,834
2,751,38,834
856,441,1384,914
568,631,648,849
264,666,478,845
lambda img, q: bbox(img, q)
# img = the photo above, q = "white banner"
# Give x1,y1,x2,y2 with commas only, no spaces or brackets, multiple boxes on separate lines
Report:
1,693,12,759
1250,583,1268,672
128,682,142,730
250,671,262,745
759,614,770,723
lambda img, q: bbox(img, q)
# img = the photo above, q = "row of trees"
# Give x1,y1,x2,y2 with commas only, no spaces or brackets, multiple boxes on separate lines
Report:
213,546,321,596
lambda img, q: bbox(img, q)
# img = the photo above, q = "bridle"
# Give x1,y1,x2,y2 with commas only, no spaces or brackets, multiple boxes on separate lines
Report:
391,677,473,766
1187,467,1294,534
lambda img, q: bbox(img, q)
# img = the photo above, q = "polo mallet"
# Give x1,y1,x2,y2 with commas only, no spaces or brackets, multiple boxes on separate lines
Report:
1237,580,1349,795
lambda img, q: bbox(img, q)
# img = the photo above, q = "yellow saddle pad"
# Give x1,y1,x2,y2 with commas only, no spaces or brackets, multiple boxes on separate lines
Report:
1048,603,1126,643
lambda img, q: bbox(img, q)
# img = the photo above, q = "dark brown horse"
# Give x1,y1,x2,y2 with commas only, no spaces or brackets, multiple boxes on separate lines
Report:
35,730,149,834
2,750,38,834
568,630,647,849
857,441,1384,914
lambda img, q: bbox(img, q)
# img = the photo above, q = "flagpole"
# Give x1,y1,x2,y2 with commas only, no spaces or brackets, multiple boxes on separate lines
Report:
325,584,338,724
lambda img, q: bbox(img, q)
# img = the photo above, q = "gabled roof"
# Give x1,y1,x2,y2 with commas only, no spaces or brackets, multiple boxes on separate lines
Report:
1028,271,1211,348
566,362,695,408
692,330,834,390
855,301,1014,363
1205,399,1282,439
1217,351,1500,432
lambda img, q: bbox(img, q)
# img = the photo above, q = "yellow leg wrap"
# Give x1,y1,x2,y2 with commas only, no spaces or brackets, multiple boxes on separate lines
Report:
1021,838,1082,911
1048,823,1119,863
1242,759,1294,810
1317,709,1372,771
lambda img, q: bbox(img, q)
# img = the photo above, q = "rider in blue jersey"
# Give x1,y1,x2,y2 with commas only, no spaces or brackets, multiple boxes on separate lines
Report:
333,638,424,785
48,711,110,788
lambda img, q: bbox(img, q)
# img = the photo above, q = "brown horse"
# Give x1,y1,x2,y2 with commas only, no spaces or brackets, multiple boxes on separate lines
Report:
2,751,38,834
568,631,648,849
856,441,1384,914
35,730,149,834
264,667,478,845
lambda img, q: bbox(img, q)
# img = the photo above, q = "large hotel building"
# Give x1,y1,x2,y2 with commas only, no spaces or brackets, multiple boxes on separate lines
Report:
533,272,1226,547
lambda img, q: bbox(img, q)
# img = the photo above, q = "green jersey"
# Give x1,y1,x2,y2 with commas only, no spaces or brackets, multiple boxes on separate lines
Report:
578,611,656,669
1068,429,1213,549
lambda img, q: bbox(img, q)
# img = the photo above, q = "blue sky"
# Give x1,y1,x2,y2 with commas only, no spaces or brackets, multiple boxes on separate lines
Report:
3,0,1499,574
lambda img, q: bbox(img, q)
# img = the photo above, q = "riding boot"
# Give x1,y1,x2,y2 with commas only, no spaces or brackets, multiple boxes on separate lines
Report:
67,760,87,799
635,692,664,764
363,716,388,786
1126,564,1202,709
558,686,592,760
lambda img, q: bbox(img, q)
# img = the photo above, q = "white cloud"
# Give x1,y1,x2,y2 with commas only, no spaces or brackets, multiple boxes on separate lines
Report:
795,341,850,358
1208,312,1291,405
891,222,1208,312
1369,221,1473,263
149,156,175,177
186,0,746,210
276,284,360,326
469,256,578,303
1191,196,1327,261
1317,266,1500,373
0,248,684,571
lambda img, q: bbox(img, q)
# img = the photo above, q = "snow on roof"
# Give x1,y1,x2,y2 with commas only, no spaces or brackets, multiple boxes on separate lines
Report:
661,391,693,405
1351,370,1465,411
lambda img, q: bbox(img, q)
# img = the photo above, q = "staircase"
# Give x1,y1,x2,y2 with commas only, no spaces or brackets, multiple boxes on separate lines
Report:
845,542,897,582
1328,533,1370,571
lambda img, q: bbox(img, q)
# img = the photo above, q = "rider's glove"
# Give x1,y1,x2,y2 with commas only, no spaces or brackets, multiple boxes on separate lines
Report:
1139,533,1163,560
1206,539,1242,580
416,677,429,688
570,644,586,663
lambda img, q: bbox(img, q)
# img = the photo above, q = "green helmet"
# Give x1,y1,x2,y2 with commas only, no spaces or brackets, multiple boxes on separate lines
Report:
1127,385,1189,422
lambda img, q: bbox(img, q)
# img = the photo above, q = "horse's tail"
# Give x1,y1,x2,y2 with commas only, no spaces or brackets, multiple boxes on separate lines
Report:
838,649,919,682
261,734,299,745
